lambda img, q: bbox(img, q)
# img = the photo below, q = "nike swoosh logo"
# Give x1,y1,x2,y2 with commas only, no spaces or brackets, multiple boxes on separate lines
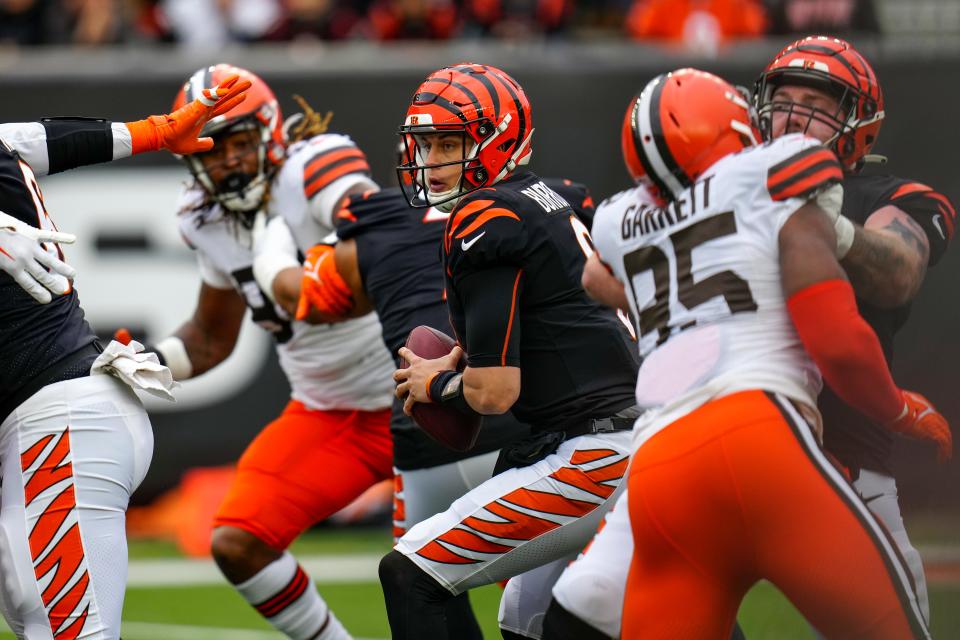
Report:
861,493,885,505
932,214,946,240
461,231,486,251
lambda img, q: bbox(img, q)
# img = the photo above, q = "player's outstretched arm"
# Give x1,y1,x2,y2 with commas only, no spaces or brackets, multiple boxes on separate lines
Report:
0,75,250,178
125,73,251,156
839,205,929,308
780,202,951,461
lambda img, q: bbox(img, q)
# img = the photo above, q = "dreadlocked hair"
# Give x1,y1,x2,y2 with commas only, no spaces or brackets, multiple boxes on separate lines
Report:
286,95,334,143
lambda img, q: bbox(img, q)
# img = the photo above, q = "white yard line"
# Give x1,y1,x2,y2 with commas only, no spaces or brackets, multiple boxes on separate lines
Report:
127,553,382,588
120,621,385,640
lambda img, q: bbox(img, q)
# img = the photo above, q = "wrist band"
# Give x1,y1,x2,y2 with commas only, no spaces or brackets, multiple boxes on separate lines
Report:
428,370,479,417
835,216,855,259
155,336,193,380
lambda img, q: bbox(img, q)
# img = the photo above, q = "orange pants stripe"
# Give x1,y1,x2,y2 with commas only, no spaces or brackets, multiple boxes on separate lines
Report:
214,400,393,550
623,390,928,640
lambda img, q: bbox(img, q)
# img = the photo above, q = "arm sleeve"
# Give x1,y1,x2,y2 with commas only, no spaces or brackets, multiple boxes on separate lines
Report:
0,119,129,176
458,266,523,368
787,278,902,424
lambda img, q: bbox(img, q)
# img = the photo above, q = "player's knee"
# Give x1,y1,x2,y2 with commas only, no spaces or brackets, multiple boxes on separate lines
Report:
541,597,611,640
210,526,272,580
378,550,417,599
379,550,449,604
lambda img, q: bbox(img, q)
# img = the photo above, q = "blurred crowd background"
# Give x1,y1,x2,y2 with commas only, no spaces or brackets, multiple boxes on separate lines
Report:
0,0,956,52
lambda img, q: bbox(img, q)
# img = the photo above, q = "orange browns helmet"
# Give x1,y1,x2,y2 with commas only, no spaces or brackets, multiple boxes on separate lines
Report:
754,36,883,170
173,64,285,214
397,63,534,210
622,68,759,202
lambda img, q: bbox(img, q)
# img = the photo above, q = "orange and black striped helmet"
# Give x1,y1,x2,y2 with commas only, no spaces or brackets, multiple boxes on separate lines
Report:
397,63,533,209
622,68,758,201
754,36,884,170
173,64,285,214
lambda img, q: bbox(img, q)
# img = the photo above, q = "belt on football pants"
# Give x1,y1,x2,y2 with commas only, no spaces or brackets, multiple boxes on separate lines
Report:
563,415,635,439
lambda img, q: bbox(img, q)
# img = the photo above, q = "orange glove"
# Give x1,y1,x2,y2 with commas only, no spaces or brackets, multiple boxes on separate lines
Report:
126,74,252,155
295,244,353,321
888,390,953,463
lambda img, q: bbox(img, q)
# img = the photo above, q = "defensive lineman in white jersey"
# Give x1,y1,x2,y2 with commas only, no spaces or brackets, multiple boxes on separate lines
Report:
128,65,396,640
542,69,941,640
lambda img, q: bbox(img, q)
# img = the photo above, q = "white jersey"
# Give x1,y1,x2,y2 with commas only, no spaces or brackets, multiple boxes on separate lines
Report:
592,134,835,443
177,133,393,412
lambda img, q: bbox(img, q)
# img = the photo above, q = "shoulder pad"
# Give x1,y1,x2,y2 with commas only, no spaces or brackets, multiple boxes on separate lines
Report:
287,134,371,201
445,192,526,267
757,135,843,202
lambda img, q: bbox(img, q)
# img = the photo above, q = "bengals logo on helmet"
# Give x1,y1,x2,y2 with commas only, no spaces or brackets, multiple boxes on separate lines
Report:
622,68,759,202
754,36,884,170
396,63,534,211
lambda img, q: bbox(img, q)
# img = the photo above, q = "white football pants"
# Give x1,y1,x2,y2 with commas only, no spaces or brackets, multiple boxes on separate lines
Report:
0,374,153,640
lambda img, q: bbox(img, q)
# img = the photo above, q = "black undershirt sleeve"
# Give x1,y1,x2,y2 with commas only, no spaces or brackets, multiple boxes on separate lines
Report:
458,266,523,368
40,118,113,175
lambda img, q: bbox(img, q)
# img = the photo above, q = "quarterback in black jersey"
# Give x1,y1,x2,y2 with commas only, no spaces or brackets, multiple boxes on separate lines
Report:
377,63,639,640
0,78,248,640
331,176,596,473
756,36,954,623
295,176,595,638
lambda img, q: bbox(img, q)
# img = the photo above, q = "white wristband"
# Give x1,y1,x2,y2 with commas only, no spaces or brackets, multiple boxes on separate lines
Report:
155,336,193,380
835,215,855,259
253,251,299,304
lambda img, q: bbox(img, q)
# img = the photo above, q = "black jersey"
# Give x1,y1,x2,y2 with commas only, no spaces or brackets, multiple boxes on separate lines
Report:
821,172,955,474
337,178,596,468
0,121,120,421
442,172,640,432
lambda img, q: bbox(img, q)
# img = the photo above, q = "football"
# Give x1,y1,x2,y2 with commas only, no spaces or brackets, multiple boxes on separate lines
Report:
401,325,481,451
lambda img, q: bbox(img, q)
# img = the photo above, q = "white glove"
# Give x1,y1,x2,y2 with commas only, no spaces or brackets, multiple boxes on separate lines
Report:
0,210,77,304
814,184,855,259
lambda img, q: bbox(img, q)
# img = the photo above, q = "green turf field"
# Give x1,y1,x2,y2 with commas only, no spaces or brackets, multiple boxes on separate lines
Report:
1,526,957,639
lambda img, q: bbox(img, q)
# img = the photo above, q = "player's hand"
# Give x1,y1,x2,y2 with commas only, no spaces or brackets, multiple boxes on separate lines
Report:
887,390,952,463
394,346,464,416
126,74,252,155
295,244,353,321
0,211,76,304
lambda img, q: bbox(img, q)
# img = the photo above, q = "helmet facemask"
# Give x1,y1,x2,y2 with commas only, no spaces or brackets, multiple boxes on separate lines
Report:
755,70,881,167
186,117,280,222
397,120,494,212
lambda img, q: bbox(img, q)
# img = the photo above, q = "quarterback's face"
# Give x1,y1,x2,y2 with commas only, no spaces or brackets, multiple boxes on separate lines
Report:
198,129,260,185
769,84,844,143
415,133,474,194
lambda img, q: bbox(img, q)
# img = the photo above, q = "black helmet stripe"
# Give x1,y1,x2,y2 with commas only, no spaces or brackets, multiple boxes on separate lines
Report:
413,91,469,123
634,74,686,198
793,43,864,92
648,74,689,189
448,80,484,119
629,96,669,198
452,65,500,121
486,68,527,152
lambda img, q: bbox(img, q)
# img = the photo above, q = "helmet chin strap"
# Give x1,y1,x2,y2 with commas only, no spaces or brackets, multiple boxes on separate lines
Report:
426,185,462,212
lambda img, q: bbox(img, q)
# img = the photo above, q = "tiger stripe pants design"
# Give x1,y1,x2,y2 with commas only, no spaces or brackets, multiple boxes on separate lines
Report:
395,430,633,594
0,375,153,640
